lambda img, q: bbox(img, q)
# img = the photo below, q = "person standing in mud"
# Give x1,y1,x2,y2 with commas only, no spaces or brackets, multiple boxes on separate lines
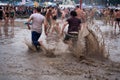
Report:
4,5,10,27
51,7,58,26
45,6,52,31
9,6,15,36
115,9,120,31
75,6,84,21
109,9,115,27
75,6,87,29
103,8,110,25
61,11,81,47
0,6,4,36
9,6,15,27
61,8,66,22
4,5,10,36
26,7,47,51
89,9,95,24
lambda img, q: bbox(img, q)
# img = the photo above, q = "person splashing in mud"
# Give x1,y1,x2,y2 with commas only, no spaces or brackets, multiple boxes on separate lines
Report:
61,10,109,60
26,7,47,51
61,10,81,49
39,8,61,57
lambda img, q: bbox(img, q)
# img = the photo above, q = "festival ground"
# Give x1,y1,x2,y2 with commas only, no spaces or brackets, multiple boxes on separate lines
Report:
0,19,120,80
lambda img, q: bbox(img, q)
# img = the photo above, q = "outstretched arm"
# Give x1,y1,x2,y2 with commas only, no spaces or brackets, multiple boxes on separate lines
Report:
61,21,68,36
26,16,32,30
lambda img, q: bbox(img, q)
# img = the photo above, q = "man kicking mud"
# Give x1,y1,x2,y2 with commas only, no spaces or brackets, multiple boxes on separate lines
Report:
26,7,47,51
61,10,81,48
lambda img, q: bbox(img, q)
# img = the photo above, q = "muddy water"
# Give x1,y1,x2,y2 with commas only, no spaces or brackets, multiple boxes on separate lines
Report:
94,21,120,62
70,21,109,60
0,20,120,80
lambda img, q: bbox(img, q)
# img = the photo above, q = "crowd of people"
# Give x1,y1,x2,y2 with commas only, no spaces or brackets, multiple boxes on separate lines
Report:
25,5,120,54
25,6,82,52
0,4,120,54
0,5,16,37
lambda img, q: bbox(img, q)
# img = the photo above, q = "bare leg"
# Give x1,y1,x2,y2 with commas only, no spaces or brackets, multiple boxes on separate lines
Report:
114,21,117,31
118,21,120,31
4,18,9,37
0,20,2,36
10,18,15,37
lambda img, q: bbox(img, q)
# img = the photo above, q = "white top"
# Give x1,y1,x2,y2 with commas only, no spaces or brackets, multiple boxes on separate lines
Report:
30,13,45,33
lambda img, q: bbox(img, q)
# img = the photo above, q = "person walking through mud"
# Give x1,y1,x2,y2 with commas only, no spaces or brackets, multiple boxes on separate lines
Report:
40,15,61,57
38,7,61,57
26,7,47,51
61,11,81,47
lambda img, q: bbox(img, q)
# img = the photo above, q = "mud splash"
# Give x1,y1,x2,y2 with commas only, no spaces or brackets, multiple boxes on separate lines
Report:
72,23,109,60
0,20,120,80
40,21,109,59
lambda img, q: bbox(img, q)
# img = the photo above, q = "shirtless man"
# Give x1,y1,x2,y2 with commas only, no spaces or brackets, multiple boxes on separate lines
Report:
61,8,66,22
115,9,120,31
103,8,110,25
75,6,86,23
75,6,87,32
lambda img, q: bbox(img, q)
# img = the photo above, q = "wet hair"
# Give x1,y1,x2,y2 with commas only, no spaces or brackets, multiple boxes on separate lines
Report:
70,10,77,17
76,5,79,8
115,9,119,12
36,7,41,12
110,9,114,14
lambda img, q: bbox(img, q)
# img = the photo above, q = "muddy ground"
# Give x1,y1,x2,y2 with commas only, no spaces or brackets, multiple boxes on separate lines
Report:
0,19,120,80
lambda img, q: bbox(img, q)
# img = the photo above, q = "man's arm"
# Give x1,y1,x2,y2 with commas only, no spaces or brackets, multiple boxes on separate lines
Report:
61,21,68,35
26,16,32,30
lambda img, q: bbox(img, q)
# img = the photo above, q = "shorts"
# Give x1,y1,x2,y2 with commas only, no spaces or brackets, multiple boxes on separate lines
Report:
64,33,78,41
0,17,2,20
116,18,120,22
10,16,14,19
52,16,57,20
64,33,78,47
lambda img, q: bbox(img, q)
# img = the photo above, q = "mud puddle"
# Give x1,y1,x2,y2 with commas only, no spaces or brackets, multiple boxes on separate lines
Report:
0,20,120,80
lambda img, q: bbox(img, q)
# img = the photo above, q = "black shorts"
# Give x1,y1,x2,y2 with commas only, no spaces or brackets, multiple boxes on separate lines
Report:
10,16,14,18
64,33,78,41
116,18,120,22
52,16,57,20
0,17,2,20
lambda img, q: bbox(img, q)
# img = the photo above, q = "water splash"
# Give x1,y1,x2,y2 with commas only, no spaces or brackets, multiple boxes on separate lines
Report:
72,23,109,60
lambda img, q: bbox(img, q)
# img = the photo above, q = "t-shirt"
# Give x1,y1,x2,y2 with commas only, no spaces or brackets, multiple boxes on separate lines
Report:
30,13,45,33
67,17,81,33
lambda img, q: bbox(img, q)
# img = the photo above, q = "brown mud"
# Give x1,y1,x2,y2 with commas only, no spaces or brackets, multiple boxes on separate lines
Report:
0,20,120,80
